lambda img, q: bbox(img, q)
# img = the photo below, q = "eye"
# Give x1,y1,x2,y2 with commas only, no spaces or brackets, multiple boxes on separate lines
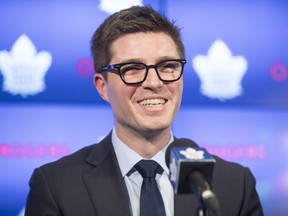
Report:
158,61,181,72
120,63,145,74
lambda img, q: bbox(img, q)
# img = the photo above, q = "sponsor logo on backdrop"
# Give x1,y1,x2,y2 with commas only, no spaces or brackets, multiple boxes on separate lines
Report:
99,0,143,14
192,39,247,101
205,145,266,160
0,143,69,158
270,62,288,82
76,57,94,77
0,34,52,97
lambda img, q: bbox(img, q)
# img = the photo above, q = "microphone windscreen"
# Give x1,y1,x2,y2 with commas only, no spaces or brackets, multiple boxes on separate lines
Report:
165,138,198,166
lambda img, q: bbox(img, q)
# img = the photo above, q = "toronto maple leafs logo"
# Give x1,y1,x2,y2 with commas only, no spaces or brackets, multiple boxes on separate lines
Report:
180,147,204,160
99,0,143,14
0,34,52,97
192,39,247,101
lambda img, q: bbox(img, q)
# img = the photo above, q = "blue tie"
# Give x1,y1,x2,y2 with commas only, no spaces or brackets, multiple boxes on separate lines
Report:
134,160,166,216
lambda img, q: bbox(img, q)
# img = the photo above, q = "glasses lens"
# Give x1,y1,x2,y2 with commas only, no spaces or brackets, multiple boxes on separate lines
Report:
120,63,146,84
117,60,184,84
157,60,183,81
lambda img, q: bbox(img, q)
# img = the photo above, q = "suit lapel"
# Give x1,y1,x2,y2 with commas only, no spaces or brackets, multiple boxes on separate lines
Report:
83,134,132,216
82,135,200,216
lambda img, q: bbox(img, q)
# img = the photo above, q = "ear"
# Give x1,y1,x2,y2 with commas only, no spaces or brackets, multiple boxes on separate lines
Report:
93,73,110,102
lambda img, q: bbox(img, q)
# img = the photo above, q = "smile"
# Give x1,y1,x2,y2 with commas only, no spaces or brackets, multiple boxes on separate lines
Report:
138,98,166,106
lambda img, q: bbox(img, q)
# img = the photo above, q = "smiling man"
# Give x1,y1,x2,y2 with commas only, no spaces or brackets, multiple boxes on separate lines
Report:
94,31,183,159
25,6,263,216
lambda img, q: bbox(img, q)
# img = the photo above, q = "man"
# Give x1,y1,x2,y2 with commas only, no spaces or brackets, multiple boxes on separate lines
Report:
25,6,263,216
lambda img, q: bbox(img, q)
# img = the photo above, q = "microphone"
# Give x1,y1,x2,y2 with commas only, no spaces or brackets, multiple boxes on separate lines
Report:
166,138,221,216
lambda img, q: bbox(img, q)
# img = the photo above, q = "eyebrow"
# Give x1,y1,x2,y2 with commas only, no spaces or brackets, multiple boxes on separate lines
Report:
119,58,145,64
116,56,181,64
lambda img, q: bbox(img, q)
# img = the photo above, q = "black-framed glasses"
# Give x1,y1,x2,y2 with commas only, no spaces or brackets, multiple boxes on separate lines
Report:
99,59,186,84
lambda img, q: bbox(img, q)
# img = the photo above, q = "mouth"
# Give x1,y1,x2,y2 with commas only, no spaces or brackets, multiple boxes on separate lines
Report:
138,98,167,107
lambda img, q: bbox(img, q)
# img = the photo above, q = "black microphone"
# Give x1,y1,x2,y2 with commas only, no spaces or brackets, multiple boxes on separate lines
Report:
165,138,221,216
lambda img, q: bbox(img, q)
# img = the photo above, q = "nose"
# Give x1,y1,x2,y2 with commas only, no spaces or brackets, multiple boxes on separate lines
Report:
141,67,163,89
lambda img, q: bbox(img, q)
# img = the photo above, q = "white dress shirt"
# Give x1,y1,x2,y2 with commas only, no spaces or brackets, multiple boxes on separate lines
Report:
111,128,174,216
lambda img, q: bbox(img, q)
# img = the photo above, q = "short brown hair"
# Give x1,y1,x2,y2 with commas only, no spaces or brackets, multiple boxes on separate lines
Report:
91,6,185,73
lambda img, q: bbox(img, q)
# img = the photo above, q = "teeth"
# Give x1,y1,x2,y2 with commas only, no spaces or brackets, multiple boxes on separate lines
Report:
139,99,165,106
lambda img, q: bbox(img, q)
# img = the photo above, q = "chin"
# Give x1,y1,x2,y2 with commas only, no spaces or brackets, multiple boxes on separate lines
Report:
142,122,171,132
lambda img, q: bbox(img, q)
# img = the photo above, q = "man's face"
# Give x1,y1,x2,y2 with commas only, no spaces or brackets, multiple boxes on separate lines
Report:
94,32,183,136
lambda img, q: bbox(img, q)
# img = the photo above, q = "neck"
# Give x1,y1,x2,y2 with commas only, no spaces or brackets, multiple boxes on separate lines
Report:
115,126,172,159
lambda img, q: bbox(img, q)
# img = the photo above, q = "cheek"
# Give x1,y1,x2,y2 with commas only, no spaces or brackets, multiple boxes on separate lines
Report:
105,78,122,102
170,81,183,96
171,82,183,110
107,84,135,108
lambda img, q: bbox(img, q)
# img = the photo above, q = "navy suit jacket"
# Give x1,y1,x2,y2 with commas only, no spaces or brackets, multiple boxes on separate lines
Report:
25,133,263,216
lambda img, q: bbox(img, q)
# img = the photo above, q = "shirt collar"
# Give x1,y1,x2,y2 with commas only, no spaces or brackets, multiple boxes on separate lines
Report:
111,128,174,177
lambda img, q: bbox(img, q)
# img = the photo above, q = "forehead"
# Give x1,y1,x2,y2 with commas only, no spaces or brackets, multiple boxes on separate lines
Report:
109,32,180,63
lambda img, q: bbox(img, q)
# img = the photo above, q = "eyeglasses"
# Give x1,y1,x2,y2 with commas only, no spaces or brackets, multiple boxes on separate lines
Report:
99,59,186,84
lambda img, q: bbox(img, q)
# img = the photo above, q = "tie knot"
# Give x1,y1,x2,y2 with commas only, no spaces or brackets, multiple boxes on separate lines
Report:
134,160,163,178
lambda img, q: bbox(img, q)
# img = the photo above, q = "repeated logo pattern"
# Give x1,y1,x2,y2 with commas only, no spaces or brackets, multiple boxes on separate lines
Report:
192,39,248,101
0,34,52,97
99,0,143,14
